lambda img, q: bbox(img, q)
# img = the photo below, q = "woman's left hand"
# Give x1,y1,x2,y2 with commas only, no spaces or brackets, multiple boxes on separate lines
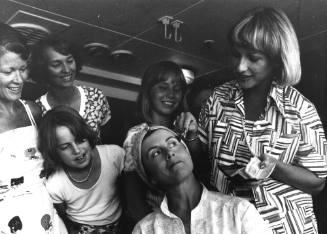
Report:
259,153,278,170
244,154,278,180
174,112,198,140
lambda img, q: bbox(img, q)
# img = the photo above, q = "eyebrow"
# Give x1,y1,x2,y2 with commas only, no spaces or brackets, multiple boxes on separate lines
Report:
166,136,177,142
144,135,176,156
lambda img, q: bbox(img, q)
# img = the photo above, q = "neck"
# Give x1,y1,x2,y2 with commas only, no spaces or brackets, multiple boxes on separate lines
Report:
150,112,173,128
65,151,94,182
48,85,78,105
0,99,18,114
166,175,202,215
242,80,272,121
243,79,272,100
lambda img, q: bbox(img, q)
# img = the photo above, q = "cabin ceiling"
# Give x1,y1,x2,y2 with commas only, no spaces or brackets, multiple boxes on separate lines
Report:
0,0,327,101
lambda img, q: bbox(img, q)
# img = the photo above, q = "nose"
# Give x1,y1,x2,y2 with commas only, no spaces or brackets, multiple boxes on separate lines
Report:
235,56,248,73
71,142,81,154
165,150,175,161
62,62,70,73
13,70,24,83
166,86,176,98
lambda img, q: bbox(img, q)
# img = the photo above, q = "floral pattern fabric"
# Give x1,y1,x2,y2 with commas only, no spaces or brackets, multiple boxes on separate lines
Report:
36,86,111,142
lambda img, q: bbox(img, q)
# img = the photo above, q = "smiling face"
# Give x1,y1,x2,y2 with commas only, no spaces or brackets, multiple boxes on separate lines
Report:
149,72,183,119
44,47,76,87
55,125,92,170
232,46,275,91
141,128,193,189
0,51,28,102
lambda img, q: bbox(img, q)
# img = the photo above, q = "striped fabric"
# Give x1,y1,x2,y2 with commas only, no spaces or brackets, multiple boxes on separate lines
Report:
198,80,327,234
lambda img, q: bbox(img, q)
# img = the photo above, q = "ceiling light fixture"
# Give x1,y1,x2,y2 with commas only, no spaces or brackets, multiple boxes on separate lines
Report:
182,67,195,84
11,23,50,45
83,42,111,57
110,49,134,61
158,16,173,39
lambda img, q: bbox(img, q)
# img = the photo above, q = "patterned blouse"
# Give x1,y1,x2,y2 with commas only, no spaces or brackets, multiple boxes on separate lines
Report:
36,86,111,142
198,80,327,234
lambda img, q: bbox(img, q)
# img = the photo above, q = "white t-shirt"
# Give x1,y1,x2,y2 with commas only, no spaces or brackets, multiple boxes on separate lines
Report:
133,186,272,234
46,145,125,226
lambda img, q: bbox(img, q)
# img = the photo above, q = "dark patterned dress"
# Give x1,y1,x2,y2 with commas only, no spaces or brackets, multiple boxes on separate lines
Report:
198,81,327,233
36,86,111,142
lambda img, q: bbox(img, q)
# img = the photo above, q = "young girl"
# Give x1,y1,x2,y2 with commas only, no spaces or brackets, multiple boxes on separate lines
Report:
38,106,125,234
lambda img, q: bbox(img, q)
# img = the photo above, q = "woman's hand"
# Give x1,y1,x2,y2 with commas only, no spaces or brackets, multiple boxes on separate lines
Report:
258,153,278,177
243,154,277,180
174,112,198,141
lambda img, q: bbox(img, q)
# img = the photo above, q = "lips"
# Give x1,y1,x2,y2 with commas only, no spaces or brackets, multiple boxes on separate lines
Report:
161,100,176,107
8,86,22,93
75,153,87,162
239,75,252,80
61,75,73,82
169,161,182,170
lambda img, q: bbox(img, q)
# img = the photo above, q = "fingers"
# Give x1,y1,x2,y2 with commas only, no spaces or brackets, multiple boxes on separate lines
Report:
175,112,198,134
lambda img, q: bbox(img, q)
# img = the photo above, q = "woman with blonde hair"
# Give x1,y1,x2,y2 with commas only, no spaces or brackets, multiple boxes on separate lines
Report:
198,7,327,233
0,23,67,233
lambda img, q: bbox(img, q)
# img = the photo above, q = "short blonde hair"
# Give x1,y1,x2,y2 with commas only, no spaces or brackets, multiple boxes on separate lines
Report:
229,7,301,86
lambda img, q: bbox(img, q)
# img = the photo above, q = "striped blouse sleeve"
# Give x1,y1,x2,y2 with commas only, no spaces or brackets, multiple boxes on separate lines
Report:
294,101,327,177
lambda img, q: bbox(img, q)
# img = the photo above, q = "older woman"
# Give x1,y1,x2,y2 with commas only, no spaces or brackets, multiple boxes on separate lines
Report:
30,36,111,142
128,123,271,234
0,23,66,233
198,7,327,233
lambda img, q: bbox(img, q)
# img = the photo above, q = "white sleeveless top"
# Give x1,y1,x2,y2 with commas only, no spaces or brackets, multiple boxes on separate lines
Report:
0,100,67,234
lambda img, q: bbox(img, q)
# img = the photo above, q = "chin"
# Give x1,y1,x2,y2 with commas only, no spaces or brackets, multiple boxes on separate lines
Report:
8,95,21,102
239,81,255,89
162,106,178,114
61,82,74,87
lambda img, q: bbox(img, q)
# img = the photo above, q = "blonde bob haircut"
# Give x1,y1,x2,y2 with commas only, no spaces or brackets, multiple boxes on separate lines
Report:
229,7,301,86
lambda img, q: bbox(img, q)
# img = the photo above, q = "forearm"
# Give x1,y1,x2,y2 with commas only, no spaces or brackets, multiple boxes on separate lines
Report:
187,138,211,184
186,137,203,161
271,161,325,195
54,203,71,229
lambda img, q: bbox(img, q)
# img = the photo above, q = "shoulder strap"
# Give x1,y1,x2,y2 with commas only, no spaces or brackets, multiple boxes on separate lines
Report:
19,99,36,126
77,85,86,117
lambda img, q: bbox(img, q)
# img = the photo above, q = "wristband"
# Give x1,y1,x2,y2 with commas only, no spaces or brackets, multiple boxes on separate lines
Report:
185,133,198,142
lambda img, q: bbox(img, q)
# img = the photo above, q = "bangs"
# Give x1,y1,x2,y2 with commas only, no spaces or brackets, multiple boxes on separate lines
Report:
60,117,88,142
231,13,281,59
152,67,184,86
53,43,72,56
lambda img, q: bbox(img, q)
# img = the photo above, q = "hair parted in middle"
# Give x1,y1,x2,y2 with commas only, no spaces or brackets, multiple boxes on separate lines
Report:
137,61,187,123
38,106,97,178
30,35,83,84
228,7,301,86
